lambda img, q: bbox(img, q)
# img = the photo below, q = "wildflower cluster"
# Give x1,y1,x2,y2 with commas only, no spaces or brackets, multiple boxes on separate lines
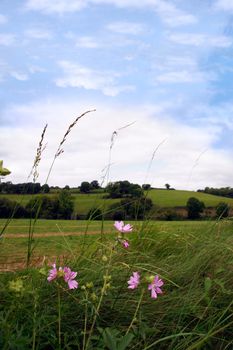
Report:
47,264,78,289
114,221,132,249
128,272,164,299
114,221,164,299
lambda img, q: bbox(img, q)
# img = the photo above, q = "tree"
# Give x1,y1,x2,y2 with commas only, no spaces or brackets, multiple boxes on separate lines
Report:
57,190,74,219
106,181,143,199
186,197,205,219
41,184,50,193
142,184,151,191
165,183,170,190
86,207,103,220
90,180,100,190
80,181,91,193
216,202,229,218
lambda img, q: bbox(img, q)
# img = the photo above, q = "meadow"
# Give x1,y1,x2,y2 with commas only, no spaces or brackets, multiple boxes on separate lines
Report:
1,217,233,349
1,188,233,216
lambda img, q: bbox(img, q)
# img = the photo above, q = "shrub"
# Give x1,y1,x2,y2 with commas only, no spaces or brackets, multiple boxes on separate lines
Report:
216,202,229,218
86,208,103,220
187,197,205,219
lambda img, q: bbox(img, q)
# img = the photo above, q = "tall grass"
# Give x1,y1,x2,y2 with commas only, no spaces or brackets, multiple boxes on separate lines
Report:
1,112,233,349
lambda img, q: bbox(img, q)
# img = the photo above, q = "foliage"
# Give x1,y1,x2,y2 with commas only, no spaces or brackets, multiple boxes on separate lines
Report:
106,180,143,199
142,184,151,190
216,202,229,218
0,182,42,194
86,207,103,220
198,186,233,198
57,189,74,219
165,183,170,190
80,181,91,193
90,180,100,190
109,197,153,220
186,197,205,219
0,198,28,218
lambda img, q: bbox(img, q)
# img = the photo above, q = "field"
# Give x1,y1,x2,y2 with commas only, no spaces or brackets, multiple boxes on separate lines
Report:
1,217,233,348
1,189,233,216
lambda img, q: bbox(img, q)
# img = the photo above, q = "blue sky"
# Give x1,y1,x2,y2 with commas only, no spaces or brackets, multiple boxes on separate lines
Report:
1,0,233,189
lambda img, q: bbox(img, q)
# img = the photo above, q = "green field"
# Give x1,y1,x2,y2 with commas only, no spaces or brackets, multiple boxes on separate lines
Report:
1,218,233,349
1,189,233,216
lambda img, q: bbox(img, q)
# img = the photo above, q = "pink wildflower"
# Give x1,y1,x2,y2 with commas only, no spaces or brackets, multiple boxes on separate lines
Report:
148,275,164,299
128,272,140,289
63,267,78,289
47,263,59,282
114,221,133,233
122,240,129,248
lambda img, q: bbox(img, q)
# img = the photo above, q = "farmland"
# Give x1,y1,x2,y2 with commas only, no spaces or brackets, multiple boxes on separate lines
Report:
1,189,233,216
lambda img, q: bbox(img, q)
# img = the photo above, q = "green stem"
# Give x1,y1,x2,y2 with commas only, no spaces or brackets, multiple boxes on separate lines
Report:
82,290,88,350
85,246,114,349
126,288,144,335
58,286,61,349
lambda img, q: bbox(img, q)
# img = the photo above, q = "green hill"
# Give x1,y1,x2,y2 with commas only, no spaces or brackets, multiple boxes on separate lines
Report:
0,189,233,216
147,189,233,207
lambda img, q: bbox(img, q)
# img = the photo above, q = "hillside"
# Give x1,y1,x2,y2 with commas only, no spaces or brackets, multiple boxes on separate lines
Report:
1,189,233,216
147,189,233,207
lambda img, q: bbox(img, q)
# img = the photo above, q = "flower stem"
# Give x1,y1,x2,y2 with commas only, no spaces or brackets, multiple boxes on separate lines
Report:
57,286,61,349
126,288,144,335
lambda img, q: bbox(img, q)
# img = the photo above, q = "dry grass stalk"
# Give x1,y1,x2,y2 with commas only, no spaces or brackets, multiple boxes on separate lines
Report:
28,123,48,183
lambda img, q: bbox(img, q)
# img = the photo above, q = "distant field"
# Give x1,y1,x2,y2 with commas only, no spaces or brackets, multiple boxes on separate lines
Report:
147,189,233,207
1,219,227,269
0,189,233,216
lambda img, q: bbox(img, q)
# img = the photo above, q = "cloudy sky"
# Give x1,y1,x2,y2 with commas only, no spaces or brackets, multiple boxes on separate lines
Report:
1,0,233,190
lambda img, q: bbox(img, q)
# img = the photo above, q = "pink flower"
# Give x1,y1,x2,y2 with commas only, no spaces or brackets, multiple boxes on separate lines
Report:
63,267,78,289
148,275,164,299
114,221,133,233
128,272,140,289
122,240,129,248
47,263,58,282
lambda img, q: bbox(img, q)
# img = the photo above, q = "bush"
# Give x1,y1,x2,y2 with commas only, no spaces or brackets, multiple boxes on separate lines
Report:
216,202,229,218
187,197,205,219
0,197,28,218
86,208,103,220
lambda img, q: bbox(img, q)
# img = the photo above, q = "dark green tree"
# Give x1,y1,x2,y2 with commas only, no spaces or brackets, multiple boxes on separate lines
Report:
57,190,74,219
186,197,205,219
216,202,229,218
80,181,91,193
90,180,100,190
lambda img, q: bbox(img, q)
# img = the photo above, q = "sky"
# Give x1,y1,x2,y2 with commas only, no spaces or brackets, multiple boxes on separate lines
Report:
1,0,233,190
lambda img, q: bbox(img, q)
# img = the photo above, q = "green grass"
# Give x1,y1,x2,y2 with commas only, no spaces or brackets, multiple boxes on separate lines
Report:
147,189,233,207
1,189,233,217
1,218,233,349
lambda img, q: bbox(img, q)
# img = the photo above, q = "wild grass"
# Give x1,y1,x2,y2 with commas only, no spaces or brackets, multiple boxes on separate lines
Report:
1,219,233,349
1,111,233,349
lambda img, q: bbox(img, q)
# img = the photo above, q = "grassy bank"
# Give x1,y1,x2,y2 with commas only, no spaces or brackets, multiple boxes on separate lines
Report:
1,219,233,349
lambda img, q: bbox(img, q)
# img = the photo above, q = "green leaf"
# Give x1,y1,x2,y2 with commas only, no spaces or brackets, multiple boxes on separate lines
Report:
102,328,117,350
117,333,134,350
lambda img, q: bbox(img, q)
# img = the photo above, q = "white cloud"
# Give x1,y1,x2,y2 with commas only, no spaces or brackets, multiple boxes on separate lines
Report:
107,21,145,35
10,71,29,81
156,70,210,84
168,33,232,48
215,0,233,11
1,99,232,190
25,0,86,14
0,33,15,46
0,14,7,24
55,60,134,96
25,0,197,27
24,28,53,39
76,36,99,48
